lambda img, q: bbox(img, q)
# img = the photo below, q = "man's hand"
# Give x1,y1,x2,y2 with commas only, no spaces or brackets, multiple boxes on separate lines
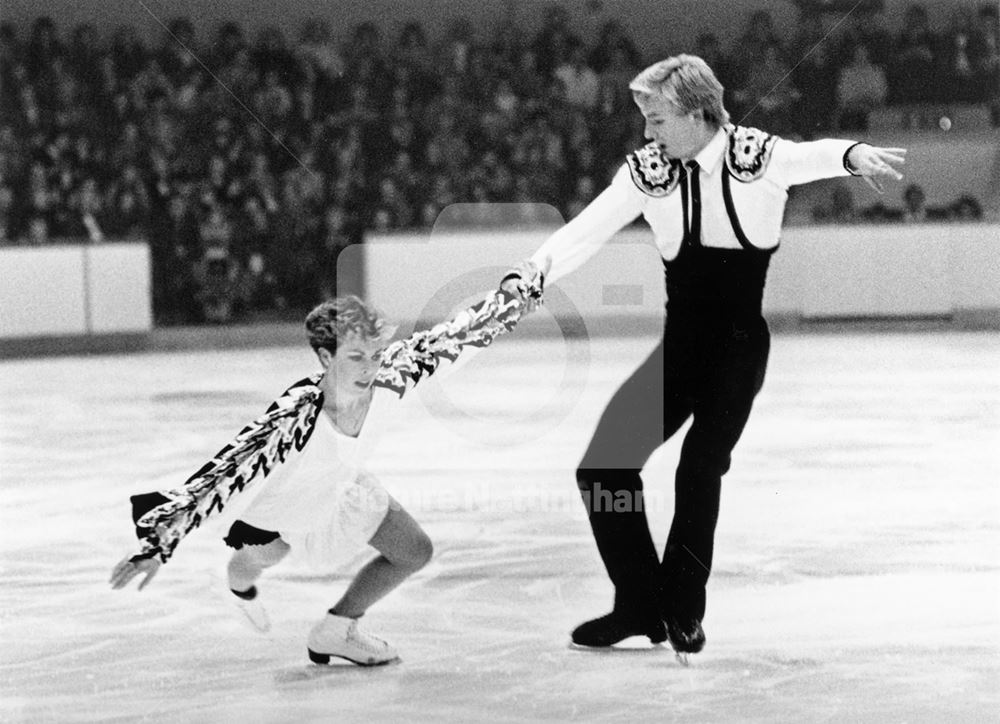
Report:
500,256,550,314
109,554,161,591
847,145,907,194
500,259,538,297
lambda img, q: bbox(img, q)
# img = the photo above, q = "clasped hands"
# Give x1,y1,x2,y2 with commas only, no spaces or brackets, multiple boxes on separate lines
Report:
500,256,551,314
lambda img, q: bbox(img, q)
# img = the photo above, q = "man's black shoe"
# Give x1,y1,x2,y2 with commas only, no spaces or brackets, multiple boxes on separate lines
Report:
664,614,706,654
571,611,667,647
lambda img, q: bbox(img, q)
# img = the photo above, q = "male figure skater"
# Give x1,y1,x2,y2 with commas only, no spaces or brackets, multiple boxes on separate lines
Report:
502,54,905,657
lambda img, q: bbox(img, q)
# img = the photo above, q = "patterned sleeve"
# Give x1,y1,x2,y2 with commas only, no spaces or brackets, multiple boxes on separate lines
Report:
128,376,324,563
373,284,541,399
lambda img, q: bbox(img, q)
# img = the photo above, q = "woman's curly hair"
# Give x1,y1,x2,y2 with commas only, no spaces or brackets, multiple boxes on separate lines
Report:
305,296,392,355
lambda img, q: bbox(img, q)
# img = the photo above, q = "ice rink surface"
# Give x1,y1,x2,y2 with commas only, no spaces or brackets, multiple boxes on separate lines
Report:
1,329,998,723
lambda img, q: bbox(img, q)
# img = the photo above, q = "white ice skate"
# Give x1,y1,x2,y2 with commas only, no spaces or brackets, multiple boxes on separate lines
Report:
307,613,399,666
232,588,271,633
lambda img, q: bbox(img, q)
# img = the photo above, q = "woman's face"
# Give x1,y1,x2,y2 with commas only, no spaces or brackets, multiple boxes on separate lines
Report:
321,333,383,400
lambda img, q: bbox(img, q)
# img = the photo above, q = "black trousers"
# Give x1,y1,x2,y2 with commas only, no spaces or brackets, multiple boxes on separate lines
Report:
576,312,770,622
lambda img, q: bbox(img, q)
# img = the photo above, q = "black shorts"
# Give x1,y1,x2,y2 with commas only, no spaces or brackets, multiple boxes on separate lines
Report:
223,520,281,549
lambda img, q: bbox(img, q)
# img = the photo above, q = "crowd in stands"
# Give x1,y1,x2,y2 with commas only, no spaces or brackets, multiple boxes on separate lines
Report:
0,3,996,321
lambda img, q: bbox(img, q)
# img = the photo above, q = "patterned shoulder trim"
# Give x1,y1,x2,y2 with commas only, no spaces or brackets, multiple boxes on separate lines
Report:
626,142,681,197
726,125,778,182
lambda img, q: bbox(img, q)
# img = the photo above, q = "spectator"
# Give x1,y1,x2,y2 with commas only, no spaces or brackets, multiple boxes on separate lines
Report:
26,214,50,244
234,194,280,310
194,202,239,321
158,17,198,85
832,3,892,69
68,23,103,92
939,8,978,103
109,25,146,81
793,38,839,137
554,40,600,110
950,194,983,221
209,21,246,68
596,45,639,118
198,202,234,255
105,187,148,238
376,177,415,229
968,4,1000,113
510,47,546,104
25,16,63,82
732,43,800,134
253,26,296,79
900,183,948,222
393,20,431,74
889,4,939,103
589,20,642,74
296,20,345,115
565,175,596,219
532,4,580,76
0,183,15,242
733,9,785,71
436,17,477,77
693,33,735,109
836,43,889,131
253,68,294,126
811,182,858,224
148,193,199,323
317,204,355,297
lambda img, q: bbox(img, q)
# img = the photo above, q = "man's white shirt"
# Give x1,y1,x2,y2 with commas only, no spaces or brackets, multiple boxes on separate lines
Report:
532,126,858,285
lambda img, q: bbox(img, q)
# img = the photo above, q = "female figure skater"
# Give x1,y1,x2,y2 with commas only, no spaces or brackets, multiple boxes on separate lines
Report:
110,266,544,666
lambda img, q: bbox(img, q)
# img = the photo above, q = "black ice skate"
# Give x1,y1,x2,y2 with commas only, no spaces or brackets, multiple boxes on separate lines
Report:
664,614,705,665
571,611,667,647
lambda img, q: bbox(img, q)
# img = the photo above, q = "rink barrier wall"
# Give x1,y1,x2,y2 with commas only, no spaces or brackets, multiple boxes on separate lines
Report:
363,223,1000,333
0,224,997,358
0,241,152,356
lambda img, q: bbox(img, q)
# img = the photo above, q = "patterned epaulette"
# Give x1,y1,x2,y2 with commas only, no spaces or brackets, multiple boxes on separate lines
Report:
725,125,778,182
626,142,682,197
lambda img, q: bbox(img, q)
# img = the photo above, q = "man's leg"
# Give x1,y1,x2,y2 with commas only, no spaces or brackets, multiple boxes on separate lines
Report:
573,340,692,645
660,320,770,652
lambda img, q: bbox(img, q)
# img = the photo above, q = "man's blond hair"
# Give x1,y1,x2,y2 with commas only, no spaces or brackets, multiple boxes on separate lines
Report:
629,54,730,128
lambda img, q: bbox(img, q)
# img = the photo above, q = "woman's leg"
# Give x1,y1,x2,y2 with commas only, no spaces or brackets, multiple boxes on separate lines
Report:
330,498,432,618
227,537,291,593
226,533,290,633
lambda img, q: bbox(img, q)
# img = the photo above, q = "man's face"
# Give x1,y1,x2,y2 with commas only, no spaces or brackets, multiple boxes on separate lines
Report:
635,93,703,160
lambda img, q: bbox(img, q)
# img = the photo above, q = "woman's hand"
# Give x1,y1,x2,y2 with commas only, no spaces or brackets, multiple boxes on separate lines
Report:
109,554,161,591
500,256,550,313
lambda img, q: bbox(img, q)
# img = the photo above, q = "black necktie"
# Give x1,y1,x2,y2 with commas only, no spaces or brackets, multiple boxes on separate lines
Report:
686,160,701,246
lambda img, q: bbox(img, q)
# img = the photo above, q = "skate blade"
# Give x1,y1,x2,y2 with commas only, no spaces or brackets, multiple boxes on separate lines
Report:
675,652,690,666
308,649,401,667
233,600,271,634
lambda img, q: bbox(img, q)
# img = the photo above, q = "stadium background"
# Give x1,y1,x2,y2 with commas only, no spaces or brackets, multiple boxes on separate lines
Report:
0,0,997,349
